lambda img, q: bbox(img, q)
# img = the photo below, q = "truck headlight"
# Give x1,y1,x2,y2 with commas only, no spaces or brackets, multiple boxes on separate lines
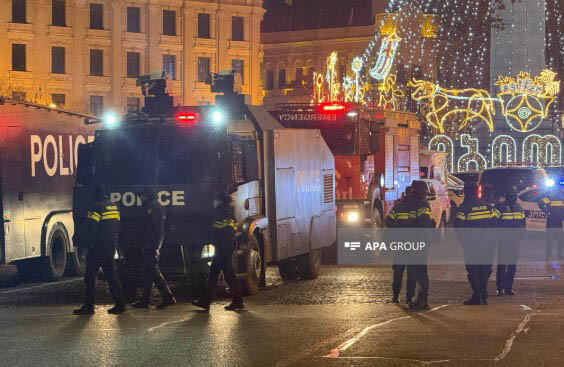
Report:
346,212,360,222
201,244,215,259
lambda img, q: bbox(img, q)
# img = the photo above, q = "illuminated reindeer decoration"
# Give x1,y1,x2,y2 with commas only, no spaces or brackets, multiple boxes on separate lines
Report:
407,79,496,133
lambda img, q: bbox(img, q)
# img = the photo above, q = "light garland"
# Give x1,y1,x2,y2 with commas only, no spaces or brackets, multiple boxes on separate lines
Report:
428,134,454,172
369,32,401,81
522,134,562,166
407,79,496,133
378,74,404,110
491,135,517,166
457,134,487,172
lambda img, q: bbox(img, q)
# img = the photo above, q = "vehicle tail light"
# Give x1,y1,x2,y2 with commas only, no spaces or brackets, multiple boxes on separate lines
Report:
477,184,482,199
176,111,198,124
322,103,346,112
532,183,537,188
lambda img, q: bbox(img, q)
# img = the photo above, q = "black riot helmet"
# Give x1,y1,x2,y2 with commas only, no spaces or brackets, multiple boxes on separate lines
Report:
412,180,428,199
93,184,107,201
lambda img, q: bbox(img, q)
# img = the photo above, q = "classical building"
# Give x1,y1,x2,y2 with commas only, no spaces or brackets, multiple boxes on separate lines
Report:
261,0,440,109
0,0,265,115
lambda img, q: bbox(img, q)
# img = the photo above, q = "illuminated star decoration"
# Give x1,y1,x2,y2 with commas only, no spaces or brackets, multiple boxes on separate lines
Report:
369,32,401,81
408,79,497,133
496,70,560,132
378,74,404,110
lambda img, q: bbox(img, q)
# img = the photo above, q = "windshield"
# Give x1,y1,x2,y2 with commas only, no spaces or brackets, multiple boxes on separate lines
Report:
453,172,479,183
480,169,537,192
95,126,227,185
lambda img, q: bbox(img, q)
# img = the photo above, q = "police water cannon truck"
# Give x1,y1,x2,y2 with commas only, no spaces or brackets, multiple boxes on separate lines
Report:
0,97,95,279
72,73,336,294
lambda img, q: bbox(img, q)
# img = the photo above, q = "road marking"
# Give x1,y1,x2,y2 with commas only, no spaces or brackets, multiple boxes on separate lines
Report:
494,312,535,361
0,278,80,294
320,356,452,365
324,304,449,358
520,305,533,311
148,318,192,332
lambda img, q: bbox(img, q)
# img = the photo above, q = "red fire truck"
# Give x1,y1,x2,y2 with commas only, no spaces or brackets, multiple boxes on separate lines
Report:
270,103,421,231
0,98,95,280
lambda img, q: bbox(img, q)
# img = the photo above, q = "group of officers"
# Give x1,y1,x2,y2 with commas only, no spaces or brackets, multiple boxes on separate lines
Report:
73,185,243,315
385,179,563,309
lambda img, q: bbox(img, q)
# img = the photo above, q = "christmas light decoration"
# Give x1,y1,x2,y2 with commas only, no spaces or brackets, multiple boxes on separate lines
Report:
342,76,354,102
522,134,562,166
429,135,454,172
313,72,324,104
351,57,365,103
457,134,487,172
408,79,496,133
492,135,517,167
378,74,404,110
369,32,401,81
326,52,340,102
496,69,560,132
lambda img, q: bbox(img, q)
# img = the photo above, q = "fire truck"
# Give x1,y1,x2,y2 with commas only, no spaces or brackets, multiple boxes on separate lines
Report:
270,103,420,229
0,98,94,279
73,75,336,295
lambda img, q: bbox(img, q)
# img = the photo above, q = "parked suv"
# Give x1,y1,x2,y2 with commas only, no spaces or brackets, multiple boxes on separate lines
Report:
480,166,549,201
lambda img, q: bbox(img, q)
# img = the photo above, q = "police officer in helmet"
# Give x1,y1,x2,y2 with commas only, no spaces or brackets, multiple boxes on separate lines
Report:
74,184,127,315
539,183,564,261
193,191,244,311
495,186,525,296
455,182,500,305
131,187,176,309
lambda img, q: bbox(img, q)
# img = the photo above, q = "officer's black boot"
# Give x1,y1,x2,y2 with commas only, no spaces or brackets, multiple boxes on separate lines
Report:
192,298,211,311
463,294,481,305
107,303,126,315
157,295,177,310
225,299,244,311
73,304,95,315
410,294,429,310
391,294,399,304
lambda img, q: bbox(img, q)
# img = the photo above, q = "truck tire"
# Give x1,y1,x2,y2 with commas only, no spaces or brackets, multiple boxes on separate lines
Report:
70,246,89,276
241,235,261,296
278,259,298,281
42,224,68,281
298,248,321,279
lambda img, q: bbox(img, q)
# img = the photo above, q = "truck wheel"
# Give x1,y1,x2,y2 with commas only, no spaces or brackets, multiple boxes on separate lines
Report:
278,260,298,281
298,248,321,279
241,235,261,296
42,224,68,281
70,246,89,276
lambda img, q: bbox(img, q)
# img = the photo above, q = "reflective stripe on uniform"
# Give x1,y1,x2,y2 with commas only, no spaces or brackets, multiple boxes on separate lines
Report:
417,207,431,217
387,212,396,220
492,208,501,218
550,201,564,207
212,219,237,230
456,212,466,220
542,197,550,204
87,211,101,222
101,210,120,220
466,209,497,221
501,212,525,220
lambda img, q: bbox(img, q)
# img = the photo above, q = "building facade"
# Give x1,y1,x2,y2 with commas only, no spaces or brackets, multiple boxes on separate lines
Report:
0,0,265,115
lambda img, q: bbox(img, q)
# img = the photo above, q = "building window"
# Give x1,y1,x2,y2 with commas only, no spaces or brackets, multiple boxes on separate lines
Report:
126,97,140,113
12,0,26,23
90,95,103,116
163,55,176,80
12,44,26,71
163,10,176,36
295,67,304,85
127,7,140,33
266,70,274,90
127,52,140,78
278,68,286,89
198,13,210,38
232,59,244,84
90,3,103,30
51,93,65,107
90,49,103,76
307,67,314,85
51,47,65,74
52,0,66,27
232,16,244,41
12,91,26,101
198,57,210,82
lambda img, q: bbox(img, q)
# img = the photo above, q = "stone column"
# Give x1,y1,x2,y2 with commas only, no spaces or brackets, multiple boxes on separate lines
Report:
111,0,124,110
73,0,88,111
147,1,161,75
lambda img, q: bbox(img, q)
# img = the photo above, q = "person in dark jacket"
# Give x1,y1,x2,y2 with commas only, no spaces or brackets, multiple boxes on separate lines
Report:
74,184,127,315
132,187,176,309
386,186,415,305
495,187,525,296
193,192,244,311
455,182,500,305
538,185,564,261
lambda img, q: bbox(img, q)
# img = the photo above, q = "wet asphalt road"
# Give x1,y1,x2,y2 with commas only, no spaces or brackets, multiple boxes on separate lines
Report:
0,238,563,366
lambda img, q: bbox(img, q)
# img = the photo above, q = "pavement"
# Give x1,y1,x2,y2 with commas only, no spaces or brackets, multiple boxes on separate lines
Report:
0,238,563,366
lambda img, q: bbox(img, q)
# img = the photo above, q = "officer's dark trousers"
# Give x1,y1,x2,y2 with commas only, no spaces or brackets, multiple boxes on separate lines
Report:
203,248,242,304
496,239,520,291
466,264,491,300
84,241,126,306
141,248,173,302
392,264,415,300
407,265,429,297
545,228,563,259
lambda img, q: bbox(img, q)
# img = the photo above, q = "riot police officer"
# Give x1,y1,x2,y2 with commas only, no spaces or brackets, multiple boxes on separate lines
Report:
193,192,244,311
74,184,127,315
132,187,176,309
455,182,500,305
539,184,564,261
386,186,415,304
495,187,525,296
